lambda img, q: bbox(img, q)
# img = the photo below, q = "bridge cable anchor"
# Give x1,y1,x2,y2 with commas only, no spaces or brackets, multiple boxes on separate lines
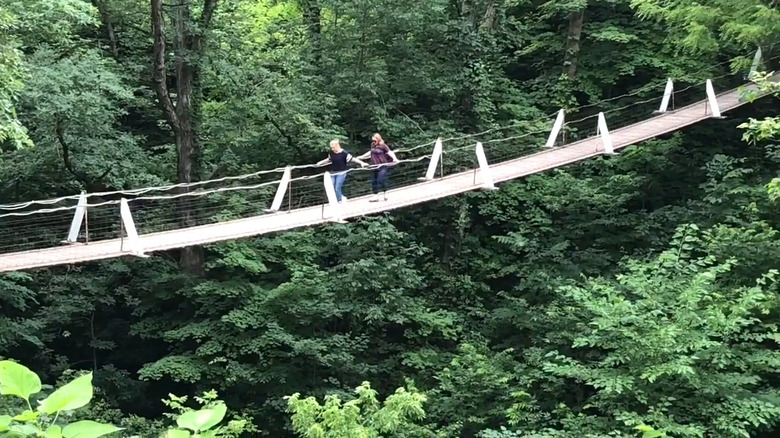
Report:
475,142,498,190
419,138,443,181
119,198,148,258
597,112,618,156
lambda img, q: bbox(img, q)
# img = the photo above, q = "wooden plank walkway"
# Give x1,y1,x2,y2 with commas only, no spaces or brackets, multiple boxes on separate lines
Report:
0,75,776,273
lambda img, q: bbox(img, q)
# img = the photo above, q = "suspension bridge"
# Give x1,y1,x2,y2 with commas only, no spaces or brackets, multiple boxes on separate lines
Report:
0,62,777,273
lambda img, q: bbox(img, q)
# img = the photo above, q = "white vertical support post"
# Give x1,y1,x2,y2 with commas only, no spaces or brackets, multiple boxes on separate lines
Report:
322,171,345,223
266,166,292,212
597,112,615,155
705,79,722,118
656,78,674,113
421,138,443,181
749,46,762,78
545,109,565,147
119,198,146,257
64,191,87,243
475,142,497,190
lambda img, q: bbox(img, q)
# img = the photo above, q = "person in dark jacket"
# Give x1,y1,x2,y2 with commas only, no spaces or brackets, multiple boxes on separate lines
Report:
358,133,398,201
317,139,367,203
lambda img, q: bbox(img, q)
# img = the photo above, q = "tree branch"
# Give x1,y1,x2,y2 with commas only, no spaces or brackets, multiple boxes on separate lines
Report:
94,165,114,183
151,0,179,128
266,115,304,159
55,120,84,181
207,164,226,180
201,0,218,27
55,121,114,185
91,0,119,58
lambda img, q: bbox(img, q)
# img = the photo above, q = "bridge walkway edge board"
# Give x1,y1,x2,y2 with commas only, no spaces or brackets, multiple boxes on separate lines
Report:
0,75,775,273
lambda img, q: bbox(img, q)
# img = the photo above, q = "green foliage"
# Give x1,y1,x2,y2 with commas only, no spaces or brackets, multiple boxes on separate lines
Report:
768,178,780,202
738,116,780,145
0,272,44,349
630,0,780,53
538,225,780,436
428,343,520,435
0,360,122,437
286,381,434,437
0,360,41,401
739,71,780,144
0,6,31,150
38,373,93,414
0,360,253,437
0,0,779,437
2,0,99,48
0,1,99,153
737,71,780,201
160,391,251,437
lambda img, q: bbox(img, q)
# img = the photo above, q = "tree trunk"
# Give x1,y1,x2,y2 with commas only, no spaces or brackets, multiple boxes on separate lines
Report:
563,9,585,78
481,1,497,32
299,0,322,63
151,0,218,275
459,0,477,29
92,0,119,57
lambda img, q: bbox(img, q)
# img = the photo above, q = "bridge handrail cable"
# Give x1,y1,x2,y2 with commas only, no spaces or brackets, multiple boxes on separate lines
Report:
1,53,766,212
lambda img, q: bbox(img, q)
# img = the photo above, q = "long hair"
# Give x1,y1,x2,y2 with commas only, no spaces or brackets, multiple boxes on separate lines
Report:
371,133,384,146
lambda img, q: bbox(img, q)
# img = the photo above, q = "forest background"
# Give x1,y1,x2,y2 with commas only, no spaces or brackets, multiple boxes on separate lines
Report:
0,0,779,436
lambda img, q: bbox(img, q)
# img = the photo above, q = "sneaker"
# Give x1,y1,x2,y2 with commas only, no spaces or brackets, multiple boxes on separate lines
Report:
382,192,388,201
338,196,347,204
369,194,379,202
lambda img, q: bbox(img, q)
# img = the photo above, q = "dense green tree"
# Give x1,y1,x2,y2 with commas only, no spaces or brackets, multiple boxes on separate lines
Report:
536,226,779,436
286,381,436,437
630,0,780,54
0,6,29,150
0,0,778,436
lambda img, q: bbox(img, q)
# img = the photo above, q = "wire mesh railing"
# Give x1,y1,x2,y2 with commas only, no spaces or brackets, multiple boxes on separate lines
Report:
0,53,776,256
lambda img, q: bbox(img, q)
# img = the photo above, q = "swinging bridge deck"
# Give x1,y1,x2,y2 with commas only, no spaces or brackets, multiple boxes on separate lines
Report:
0,75,776,273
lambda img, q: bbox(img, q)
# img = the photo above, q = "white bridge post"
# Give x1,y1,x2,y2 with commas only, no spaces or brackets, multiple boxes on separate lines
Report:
597,112,616,155
64,191,87,243
656,78,674,113
266,166,292,212
421,138,443,181
323,171,346,223
749,46,763,78
475,142,497,190
705,79,722,118
119,198,146,257
545,109,565,147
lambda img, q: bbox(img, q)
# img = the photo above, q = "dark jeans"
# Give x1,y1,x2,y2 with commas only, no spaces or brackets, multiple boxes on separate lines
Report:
371,166,390,194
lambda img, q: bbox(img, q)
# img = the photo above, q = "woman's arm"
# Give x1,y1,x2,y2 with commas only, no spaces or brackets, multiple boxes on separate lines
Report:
316,156,331,166
348,154,368,167
387,149,399,162
383,144,399,162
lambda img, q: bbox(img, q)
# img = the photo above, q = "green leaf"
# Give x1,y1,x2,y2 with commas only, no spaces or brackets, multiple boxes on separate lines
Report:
10,423,41,435
636,423,664,437
38,373,93,415
164,429,191,438
176,403,227,432
0,360,42,400
62,421,121,438
13,410,39,422
0,415,12,432
46,425,63,438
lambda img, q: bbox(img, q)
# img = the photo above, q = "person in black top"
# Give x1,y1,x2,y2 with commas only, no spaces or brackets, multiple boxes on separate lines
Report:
317,139,367,203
